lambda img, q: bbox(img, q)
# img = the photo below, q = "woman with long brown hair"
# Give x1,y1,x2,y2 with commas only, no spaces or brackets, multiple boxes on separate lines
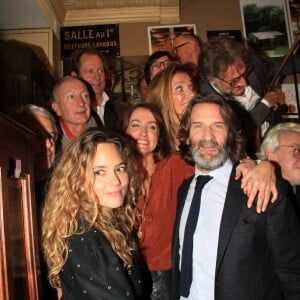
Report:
41,128,142,299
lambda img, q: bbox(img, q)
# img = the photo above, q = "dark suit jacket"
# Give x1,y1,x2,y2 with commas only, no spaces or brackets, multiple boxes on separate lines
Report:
296,185,300,211
60,228,142,300
171,166,300,300
287,183,300,219
103,94,132,131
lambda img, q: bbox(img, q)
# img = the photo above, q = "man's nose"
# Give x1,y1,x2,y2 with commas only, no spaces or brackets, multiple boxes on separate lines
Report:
237,75,247,87
92,70,100,80
76,96,86,105
202,126,214,139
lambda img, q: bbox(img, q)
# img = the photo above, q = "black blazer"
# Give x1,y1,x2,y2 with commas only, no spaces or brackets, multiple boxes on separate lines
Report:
60,228,142,300
103,95,132,131
171,167,300,300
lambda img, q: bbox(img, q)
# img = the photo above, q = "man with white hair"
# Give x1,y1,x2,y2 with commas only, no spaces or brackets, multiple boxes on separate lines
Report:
260,122,300,212
16,103,59,300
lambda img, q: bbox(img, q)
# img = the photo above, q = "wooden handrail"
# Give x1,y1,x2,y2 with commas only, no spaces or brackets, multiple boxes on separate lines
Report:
267,34,300,91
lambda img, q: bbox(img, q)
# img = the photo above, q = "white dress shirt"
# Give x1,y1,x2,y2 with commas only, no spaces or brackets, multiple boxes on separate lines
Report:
179,159,233,300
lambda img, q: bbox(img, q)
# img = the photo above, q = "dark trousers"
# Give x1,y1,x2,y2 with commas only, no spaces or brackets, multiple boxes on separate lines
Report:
141,267,172,300
150,269,172,300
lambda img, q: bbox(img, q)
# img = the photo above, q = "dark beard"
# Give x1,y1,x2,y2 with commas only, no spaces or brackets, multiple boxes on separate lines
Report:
191,140,228,171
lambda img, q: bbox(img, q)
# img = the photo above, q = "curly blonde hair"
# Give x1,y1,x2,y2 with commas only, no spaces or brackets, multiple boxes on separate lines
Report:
145,62,193,152
41,128,141,288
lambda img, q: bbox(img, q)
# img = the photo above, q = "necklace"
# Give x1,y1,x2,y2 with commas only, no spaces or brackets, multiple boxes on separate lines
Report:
137,160,156,239
137,177,151,239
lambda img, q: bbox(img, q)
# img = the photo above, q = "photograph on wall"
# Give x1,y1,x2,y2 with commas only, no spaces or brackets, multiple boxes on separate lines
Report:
286,0,300,44
147,24,196,54
239,0,291,56
281,82,300,116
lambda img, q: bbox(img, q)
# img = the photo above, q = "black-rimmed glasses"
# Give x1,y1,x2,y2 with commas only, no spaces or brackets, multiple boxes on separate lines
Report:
279,144,300,159
172,42,190,55
217,64,254,88
151,60,172,71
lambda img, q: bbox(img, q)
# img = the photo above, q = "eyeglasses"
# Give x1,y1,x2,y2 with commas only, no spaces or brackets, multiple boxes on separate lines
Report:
151,60,171,71
279,144,300,159
172,42,190,55
217,64,254,88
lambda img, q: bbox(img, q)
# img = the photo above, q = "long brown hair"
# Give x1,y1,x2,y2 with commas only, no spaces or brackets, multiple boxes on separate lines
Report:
41,128,140,288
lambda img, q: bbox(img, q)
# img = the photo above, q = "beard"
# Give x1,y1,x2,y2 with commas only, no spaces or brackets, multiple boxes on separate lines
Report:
191,139,228,171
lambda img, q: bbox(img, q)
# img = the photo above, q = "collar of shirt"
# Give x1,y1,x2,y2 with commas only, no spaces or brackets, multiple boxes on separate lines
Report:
210,81,260,111
185,159,233,203
193,159,233,187
101,91,110,107
59,116,97,152
96,91,110,123
60,117,75,141
234,86,260,110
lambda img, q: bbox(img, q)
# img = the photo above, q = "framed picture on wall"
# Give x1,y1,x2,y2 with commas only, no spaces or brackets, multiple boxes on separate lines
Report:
286,0,300,44
281,82,300,117
147,24,196,54
206,30,243,42
239,0,291,56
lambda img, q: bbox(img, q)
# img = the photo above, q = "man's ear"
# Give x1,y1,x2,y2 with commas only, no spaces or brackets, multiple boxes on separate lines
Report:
187,42,194,53
51,101,62,117
186,138,190,145
71,71,78,77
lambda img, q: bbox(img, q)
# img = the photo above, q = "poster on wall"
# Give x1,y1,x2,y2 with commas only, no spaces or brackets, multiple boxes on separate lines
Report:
281,83,300,117
286,0,300,44
147,24,196,54
239,0,291,56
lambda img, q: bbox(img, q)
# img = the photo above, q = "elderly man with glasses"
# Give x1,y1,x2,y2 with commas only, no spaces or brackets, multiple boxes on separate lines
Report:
259,122,300,215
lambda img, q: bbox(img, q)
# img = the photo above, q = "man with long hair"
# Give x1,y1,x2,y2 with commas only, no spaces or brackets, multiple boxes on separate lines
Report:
171,94,300,300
